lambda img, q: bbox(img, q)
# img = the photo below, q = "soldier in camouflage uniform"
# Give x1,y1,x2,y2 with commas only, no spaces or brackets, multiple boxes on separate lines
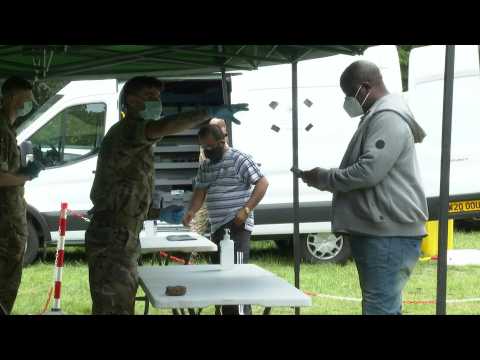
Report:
190,118,229,235
85,76,248,314
0,77,38,315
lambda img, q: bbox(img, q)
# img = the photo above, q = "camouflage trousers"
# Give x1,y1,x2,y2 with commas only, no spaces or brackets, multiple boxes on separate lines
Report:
85,216,142,315
0,216,27,315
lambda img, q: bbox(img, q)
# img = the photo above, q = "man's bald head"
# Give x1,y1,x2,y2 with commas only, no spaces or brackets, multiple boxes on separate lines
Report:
208,118,229,147
340,60,388,112
340,60,384,95
209,118,227,136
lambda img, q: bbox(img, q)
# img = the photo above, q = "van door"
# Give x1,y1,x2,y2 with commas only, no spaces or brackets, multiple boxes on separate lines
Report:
23,96,117,242
408,45,480,197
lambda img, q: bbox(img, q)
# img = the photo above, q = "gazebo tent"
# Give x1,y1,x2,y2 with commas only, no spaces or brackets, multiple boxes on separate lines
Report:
0,44,461,314
0,45,368,80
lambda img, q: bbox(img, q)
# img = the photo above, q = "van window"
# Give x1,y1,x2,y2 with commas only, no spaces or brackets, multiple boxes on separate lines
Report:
29,103,106,168
16,94,64,134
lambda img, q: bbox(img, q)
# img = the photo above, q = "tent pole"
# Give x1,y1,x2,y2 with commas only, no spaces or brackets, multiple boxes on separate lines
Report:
436,45,455,315
218,45,233,147
291,61,301,315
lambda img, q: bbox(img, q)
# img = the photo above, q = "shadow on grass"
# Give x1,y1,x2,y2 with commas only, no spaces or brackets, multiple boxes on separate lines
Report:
250,240,293,262
40,246,178,266
38,246,87,265
36,240,294,266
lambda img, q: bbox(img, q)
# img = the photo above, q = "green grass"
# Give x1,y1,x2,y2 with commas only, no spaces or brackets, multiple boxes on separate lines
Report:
12,231,480,315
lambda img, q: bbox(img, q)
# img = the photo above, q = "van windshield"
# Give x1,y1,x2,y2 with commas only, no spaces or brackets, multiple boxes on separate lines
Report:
16,94,64,134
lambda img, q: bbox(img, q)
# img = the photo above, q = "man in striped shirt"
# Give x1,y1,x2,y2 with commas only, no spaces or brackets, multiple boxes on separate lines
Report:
189,118,229,235
183,124,269,314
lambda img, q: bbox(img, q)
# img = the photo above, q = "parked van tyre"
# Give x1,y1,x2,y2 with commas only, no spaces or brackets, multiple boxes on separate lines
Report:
24,221,40,267
274,234,352,265
302,233,351,265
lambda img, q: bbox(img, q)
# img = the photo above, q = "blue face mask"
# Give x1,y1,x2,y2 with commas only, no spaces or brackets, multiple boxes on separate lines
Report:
139,101,163,121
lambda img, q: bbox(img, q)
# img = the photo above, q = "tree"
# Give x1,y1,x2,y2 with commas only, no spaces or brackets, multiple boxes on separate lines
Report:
14,79,70,129
397,45,426,92
32,79,70,107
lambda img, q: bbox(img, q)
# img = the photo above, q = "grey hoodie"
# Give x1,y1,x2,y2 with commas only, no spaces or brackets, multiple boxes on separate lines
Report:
317,93,429,237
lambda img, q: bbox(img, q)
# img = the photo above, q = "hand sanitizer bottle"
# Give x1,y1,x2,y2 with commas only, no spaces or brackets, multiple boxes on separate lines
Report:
220,228,234,270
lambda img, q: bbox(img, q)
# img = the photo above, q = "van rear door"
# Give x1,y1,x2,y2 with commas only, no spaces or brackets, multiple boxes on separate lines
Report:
408,45,480,197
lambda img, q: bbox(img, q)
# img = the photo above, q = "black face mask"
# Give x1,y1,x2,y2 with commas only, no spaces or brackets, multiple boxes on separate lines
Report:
204,146,224,162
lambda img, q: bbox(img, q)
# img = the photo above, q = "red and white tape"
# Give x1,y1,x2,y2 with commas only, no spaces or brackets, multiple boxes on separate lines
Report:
304,290,480,305
51,202,68,312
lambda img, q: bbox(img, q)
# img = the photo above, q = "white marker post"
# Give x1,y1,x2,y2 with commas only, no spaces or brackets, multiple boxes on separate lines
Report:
46,202,68,315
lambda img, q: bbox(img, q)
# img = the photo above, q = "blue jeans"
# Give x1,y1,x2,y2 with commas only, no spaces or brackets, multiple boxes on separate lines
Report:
349,236,422,315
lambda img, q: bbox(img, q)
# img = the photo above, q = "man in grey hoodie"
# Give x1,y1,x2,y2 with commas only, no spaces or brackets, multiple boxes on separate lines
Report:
301,60,429,315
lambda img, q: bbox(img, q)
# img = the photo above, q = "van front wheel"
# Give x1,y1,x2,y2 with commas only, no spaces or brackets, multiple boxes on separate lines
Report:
301,233,351,265
23,221,40,267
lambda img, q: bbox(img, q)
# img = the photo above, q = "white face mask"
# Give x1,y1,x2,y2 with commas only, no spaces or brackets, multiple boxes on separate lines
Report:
343,85,370,118
139,100,163,121
16,100,33,118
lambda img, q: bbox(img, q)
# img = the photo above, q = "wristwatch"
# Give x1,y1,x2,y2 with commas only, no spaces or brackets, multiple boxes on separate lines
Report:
243,206,251,215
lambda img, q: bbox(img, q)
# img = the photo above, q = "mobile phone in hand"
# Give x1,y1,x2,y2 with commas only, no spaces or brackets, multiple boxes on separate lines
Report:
290,166,303,177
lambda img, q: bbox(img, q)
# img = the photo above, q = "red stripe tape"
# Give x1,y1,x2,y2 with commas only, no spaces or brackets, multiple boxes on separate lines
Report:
56,250,65,268
54,281,62,299
59,218,67,235
403,300,436,305
159,251,187,264
304,290,437,305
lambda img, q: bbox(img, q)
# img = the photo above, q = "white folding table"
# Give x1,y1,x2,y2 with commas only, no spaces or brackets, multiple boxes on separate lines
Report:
138,264,312,315
140,230,217,256
136,230,217,310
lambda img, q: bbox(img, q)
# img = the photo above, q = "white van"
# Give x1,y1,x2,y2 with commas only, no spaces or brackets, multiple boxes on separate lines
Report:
407,45,480,198
231,45,403,262
16,76,227,265
232,45,480,262
20,45,465,266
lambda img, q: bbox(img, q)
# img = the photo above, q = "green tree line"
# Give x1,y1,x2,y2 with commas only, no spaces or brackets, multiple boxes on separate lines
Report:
397,45,426,91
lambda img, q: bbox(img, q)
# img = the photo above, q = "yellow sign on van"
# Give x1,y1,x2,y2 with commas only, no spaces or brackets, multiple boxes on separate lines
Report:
448,200,480,214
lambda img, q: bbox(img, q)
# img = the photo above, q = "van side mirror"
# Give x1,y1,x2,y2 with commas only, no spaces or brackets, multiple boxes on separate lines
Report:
19,141,34,167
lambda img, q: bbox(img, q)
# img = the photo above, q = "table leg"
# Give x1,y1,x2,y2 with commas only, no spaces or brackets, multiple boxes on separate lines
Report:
134,296,150,315
144,297,150,315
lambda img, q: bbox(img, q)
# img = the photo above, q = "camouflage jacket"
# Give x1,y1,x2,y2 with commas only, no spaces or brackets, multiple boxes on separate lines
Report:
89,117,157,223
90,110,210,225
0,111,26,222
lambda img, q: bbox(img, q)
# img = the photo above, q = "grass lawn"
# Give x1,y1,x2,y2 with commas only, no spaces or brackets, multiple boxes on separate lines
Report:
12,231,480,315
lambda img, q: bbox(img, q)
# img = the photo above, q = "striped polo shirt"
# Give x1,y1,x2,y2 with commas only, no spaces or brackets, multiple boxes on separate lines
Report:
194,148,263,234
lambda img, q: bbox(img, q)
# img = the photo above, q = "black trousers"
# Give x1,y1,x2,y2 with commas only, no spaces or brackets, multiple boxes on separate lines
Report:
211,221,252,315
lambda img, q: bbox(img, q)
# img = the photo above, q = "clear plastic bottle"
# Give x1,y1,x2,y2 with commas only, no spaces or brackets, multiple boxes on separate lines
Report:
220,228,234,270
